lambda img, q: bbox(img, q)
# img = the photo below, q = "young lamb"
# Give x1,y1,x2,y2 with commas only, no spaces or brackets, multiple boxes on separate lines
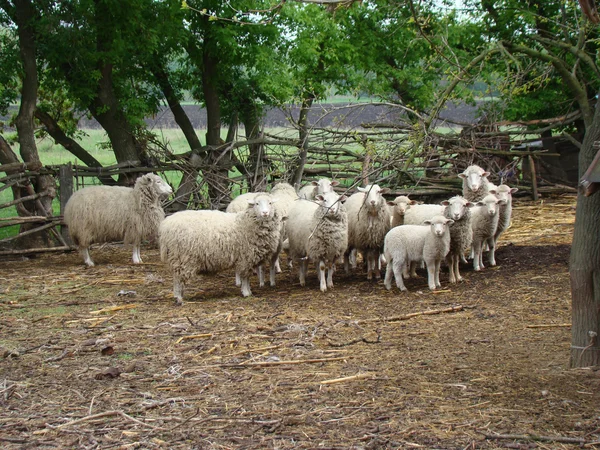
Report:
298,178,339,200
470,193,506,271
159,193,282,304
403,203,446,226
387,195,417,228
287,191,348,292
226,182,298,285
344,184,391,280
442,196,474,283
64,173,173,266
493,184,518,247
459,164,491,202
383,215,454,291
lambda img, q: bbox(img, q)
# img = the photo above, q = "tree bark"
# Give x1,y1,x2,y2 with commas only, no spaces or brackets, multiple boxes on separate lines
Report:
570,95,600,368
291,94,315,190
240,102,268,192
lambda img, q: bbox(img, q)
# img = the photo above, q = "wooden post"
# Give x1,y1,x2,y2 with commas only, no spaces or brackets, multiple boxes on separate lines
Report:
59,163,73,245
528,154,539,201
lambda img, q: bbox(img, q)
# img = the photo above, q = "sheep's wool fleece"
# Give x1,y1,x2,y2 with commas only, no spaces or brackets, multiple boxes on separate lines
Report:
287,199,348,264
159,208,282,282
461,166,490,203
444,203,472,255
345,192,390,251
64,178,165,247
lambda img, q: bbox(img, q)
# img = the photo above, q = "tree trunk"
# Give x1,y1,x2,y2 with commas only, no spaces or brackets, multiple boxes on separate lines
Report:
11,0,56,248
569,96,600,368
240,102,268,192
291,95,314,190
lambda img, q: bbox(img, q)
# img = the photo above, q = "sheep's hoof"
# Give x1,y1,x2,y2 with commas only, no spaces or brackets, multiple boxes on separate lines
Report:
384,283,392,290
175,298,183,306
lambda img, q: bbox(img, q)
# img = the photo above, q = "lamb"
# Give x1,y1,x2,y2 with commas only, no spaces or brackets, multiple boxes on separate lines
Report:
459,164,491,202
286,191,348,292
298,178,339,200
403,203,446,226
493,184,518,247
226,182,298,285
387,195,417,228
344,184,391,280
470,193,506,271
159,193,282,304
442,196,474,283
64,173,173,266
383,215,454,291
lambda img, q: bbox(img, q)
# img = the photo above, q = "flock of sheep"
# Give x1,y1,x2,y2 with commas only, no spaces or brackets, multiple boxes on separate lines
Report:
63,165,518,304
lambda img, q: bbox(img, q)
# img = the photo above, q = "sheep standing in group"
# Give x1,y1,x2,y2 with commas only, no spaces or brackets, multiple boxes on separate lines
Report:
344,184,391,280
159,194,282,304
493,184,518,248
383,215,454,291
442,196,474,283
64,173,173,266
387,195,417,228
298,178,339,200
286,191,348,292
470,193,506,271
459,164,491,202
226,182,298,286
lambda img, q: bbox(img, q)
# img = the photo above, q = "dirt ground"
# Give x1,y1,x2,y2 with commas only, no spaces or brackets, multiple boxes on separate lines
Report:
1,194,599,450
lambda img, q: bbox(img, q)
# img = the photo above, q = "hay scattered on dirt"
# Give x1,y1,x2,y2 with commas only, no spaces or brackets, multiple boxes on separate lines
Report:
2,194,598,449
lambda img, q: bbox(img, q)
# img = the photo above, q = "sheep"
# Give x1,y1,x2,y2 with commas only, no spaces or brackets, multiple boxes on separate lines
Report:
286,191,348,292
298,178,339,200
226,182,298,285
64,173,173,267
470,193,506,271
459,164,491,202
387,195,417,228
344,184,391,280
159,193,282,304
403,203,446,226
383,215,454,291
442,196,474,283
493,184,518,247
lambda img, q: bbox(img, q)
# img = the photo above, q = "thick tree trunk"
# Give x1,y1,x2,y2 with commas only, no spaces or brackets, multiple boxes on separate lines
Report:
291,95,314,190
570,97,600,368
240,103,268,192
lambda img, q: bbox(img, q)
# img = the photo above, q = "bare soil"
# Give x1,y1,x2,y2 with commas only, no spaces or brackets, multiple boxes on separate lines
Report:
2,194,599,450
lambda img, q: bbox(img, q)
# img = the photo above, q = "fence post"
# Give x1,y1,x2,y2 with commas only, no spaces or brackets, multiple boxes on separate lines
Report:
59,163,73,245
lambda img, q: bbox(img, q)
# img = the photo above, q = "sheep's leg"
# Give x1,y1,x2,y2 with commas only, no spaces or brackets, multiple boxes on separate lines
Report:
393,259,407,291
487,238,497,266
270,253,279,287
240,277,252,297
257,264,265,288
235,272,241,287
425,260,437,290
132,245,142,264
409,261,419,278
402,261,410,279
326,263,334,289
461,252,469,264
318,261,327,292
173,275,184,305
384,256,394,290
274,256,282,274
80,248,95,267
350,248,357,268
344,251,351,274
434,259,442,288
299,258,308,287
448,255,456,284
374,252,382,279
366,251,374,280
472,241,483,271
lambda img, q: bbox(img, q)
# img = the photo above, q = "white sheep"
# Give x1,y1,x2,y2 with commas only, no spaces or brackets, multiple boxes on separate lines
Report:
344,184,391,280
64,173,173,266
470,193,506,271
383,215,454,291
159,193,282,304
403,203,446,226
226,182,298,285
287,191,348,292
493,184,518,247
387,195,417,228
442,196,474,283
298,178,339,200
459,164,491,202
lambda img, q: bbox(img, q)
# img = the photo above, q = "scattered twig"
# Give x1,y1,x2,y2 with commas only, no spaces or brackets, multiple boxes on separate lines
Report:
222,356,348,368
355,305,464,324
526,323,571,329
89,304,139,315
175,333,213,344
52,410,167,431
484,433,586,445
320,372,375,385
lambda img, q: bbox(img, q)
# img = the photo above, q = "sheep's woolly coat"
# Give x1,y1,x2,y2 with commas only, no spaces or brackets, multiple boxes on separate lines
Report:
344,187,391,279
64,173,172,265
159,194,282,302
287,193,348,291
403,204,445,225
460,165,491,203
470,194,502,271
443,196,473,283
384,215,452,291
494,184,517,244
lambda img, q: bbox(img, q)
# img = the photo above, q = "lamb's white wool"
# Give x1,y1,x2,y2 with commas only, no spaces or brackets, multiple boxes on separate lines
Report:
470,194,506,271
459,165,491,202
159,194,282,304
403,203,446,226
64,173,173,266
287,191,348,292
387,195,417,228
298,178,339,200
442,196,474,283
384,215,453,291
344,184,391,280
493,184,518,247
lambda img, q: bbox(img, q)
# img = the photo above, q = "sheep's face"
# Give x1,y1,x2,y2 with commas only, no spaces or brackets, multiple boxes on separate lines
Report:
443,196,473,221
248,194,276,219
358,184,389,213
495,185,518,204
477,194,505,217
424,215,454,237
387,196,415,217
313,178,339,195
141,174,173,198
459,165,490,192
317,192,346,217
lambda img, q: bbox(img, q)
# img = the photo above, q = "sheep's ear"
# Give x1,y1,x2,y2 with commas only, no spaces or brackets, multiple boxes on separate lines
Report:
316,194,325,201
441,200,450,206
387,201,396,206
465,202,474,208
423,219,432,225
247,199,256,206
510,188,518,194
458,173,467,179
331,180,340,186
489,189,497,195
409,200,418,205
498,199,507,205
339,195,348,202
357,187,366,192
446,219,455,226
271,198,279,204
476,201,485,206
280,215,288,222
379,188,390,194
311,181,319,186
482,171,490,177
